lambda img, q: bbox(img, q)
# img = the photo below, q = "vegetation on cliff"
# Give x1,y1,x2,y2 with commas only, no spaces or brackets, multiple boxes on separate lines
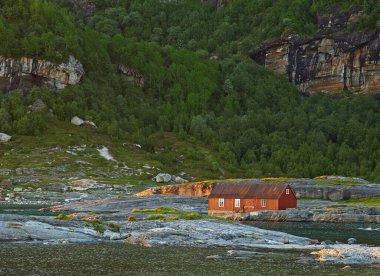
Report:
0,0,379,181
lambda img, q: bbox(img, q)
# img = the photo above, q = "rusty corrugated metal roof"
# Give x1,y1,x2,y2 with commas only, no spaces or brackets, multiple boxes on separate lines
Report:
208,183,288,199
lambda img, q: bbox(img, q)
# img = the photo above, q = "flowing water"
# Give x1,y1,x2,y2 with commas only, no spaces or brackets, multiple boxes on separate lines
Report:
244,221,380,245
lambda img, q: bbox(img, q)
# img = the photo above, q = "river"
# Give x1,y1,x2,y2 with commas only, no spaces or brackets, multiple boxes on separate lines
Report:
244,221,380,245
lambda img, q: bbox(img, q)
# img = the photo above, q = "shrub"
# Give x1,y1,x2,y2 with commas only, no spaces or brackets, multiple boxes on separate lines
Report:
128,216,137,221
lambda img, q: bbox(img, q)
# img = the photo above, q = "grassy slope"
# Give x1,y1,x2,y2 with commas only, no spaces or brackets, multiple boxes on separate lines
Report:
0,120,240,187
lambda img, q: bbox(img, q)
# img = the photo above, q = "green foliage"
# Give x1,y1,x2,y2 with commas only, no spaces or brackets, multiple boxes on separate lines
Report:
340,197,380,206
0,0,379,181
134,207,206,220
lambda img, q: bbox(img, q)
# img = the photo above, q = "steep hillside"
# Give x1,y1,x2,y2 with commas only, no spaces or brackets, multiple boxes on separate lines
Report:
0,0,379,182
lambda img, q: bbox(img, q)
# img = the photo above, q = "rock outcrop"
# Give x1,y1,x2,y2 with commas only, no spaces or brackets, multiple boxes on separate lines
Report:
0,55,84,92
67,0,96,17
136,181,216,197
117,64,145,87
136,178,380,200
311,247,380,265
250,7,380,94
248,205,380,223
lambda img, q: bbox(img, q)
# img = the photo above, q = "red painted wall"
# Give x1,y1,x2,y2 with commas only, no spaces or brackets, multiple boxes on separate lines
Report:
208,185,297,212
278,185,297,209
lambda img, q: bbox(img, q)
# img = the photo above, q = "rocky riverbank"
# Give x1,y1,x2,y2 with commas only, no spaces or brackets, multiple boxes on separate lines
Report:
1,195,380,266
248,203,380,223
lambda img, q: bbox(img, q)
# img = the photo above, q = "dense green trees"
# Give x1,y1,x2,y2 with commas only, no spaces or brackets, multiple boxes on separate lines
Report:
0,0,379,181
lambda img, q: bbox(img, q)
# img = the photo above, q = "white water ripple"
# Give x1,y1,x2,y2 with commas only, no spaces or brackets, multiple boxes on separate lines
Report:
358,227,380,231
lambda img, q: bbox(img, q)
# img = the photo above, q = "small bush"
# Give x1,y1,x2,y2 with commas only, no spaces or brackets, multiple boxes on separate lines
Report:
88,211,101,215
128,216,137,221
145,214,166,220
164,216,179,220
179,212,202,220
55,213,76,220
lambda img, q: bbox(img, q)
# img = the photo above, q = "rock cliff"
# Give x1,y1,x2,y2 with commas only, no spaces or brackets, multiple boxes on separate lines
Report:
250,7,380,94
0,55,84,92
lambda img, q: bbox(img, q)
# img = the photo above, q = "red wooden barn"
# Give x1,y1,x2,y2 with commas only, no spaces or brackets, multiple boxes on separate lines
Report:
208,183,297,216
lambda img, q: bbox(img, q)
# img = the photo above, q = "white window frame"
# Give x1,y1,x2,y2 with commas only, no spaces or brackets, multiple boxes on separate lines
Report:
219,198,224,207
261,199,266,207
286,189,290,195
235,198,240,208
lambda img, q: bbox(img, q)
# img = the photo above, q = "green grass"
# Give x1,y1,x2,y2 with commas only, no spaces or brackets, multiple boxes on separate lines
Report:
82,218,120,234
314,179,363,187
133,206,227,221
340,197,380,206
132,207,181,214
0,120,239,189
55,213,74,220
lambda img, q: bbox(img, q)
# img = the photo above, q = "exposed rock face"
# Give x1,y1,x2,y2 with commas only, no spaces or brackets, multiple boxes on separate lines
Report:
290,179,380,200
311,247,380,265
248,206,380,223
136,181,215,197
117,64,145,87
136,178,380,200
0,55,84,92
67,0,96,17
250,7,380,94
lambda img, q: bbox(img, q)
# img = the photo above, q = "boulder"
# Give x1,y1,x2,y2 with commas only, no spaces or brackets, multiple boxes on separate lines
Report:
0,133,11,142
152,173,172,183
347,238,357,244
282,235,290,244
173,176,188,184
84,120,97,128
71,116,97,128
13,187,23,192
71,116,85,126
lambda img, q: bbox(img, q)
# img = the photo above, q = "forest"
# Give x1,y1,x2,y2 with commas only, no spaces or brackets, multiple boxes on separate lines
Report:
0,0,379,181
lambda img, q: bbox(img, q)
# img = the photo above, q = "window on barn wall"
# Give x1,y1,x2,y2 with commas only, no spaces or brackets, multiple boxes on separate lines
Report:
261,199,266,207
219,198,224,207
235,199,240,208
286,189,290,195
